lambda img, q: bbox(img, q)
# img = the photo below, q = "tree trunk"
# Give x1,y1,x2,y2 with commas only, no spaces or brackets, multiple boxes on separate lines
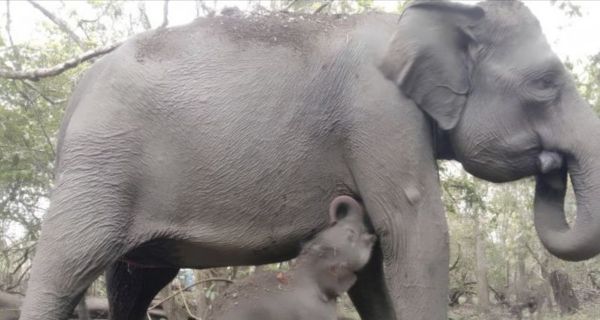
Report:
75,296,90,320
549,270,579,315
539,257,554,313
535,299,546,320
588,270,600,290
516,247,527,303
0,291,166,319
475,214,489,313
195,270,210,318
506,260,510,293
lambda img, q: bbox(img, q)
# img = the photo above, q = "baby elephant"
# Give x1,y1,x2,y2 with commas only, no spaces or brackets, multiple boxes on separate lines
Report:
208,195,376,320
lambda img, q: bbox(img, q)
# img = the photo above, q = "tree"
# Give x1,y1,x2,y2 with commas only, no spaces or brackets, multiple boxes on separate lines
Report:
442,165,491,312
549,270,579,315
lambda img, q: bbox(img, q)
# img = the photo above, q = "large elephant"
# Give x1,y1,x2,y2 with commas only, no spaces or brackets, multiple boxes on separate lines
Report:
20,1,600,320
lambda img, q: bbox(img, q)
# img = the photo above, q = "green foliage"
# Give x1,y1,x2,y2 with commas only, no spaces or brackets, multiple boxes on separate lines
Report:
356,0,373,11
396,0,410,13
574,54,600,113
0,0,135,293
551,0,583,18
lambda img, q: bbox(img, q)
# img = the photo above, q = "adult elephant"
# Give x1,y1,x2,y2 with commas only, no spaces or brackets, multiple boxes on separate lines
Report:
20,1,600,320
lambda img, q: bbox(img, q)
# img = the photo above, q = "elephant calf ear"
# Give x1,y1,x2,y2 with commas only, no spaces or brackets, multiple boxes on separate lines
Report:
329,196,364,224
380,1,484,130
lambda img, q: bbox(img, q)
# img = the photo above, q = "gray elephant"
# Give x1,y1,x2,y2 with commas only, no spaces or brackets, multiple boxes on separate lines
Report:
20,1,600,320
208,195,375,320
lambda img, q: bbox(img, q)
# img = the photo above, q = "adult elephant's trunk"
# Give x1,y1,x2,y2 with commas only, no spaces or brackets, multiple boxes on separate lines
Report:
534,106,600,261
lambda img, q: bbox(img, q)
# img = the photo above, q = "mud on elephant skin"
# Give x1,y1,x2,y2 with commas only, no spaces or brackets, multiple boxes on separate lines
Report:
21,1,600,320
208,196,376,320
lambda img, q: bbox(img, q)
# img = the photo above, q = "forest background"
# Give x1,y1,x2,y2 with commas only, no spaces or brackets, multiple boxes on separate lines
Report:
1,1,600,319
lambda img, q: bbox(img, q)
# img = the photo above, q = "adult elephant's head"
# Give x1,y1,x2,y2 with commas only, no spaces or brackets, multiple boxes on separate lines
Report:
381,1,600,261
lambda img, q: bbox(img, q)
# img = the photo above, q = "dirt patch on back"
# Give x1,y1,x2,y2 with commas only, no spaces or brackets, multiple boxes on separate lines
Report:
135,10,362,61
212,11,356,51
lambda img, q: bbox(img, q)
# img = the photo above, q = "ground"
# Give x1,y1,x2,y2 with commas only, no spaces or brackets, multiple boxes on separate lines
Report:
335,291,600,320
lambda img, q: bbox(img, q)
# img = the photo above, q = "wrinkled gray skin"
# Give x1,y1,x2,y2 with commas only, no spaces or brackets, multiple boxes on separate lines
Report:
208,196,376,320
20,1,600,320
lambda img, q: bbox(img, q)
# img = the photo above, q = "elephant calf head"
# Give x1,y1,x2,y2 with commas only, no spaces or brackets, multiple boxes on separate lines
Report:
382,0,600,261
299,195,376,298
209,196,376,320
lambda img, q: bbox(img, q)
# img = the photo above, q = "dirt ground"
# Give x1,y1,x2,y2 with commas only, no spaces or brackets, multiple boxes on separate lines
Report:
335,293,600,320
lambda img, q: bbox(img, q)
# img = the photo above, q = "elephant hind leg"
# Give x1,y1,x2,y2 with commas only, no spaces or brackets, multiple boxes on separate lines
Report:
19,178,133,320
19,232,126,320
106,261,179,320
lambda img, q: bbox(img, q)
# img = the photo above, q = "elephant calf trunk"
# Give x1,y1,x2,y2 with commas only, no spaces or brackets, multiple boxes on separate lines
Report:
537,151,563,174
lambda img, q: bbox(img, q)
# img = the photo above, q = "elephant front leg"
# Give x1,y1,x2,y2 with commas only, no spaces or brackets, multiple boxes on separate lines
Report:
348,157,449,319
351,219,449,319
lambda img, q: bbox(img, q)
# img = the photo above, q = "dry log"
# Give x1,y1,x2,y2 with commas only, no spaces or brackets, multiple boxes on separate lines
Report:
0,291,166,320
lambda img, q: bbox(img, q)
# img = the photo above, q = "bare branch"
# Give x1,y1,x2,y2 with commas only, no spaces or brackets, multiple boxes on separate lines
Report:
138,2,152,30
148,278,233,310
3,264,31,292
525,242,542,267
160,0,170,28
314,1,331,14
282,0,299,12
15,86,57,158
77,2,111,26
9,246,31,277
5,0,22,70
449,244,461,271
22,81,65,105
525,241,549,278
26,0,85,49
176,281,201,320
0,42,122,81
196,0,215,17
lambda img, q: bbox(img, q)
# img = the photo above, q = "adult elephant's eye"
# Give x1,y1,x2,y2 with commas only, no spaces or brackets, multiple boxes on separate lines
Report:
525,72,560,103
534,75,556,90
533,74,558,90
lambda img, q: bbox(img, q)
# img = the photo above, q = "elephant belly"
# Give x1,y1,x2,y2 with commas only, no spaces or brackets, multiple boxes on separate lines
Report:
126,198,333,269
162,237,305,269
127,163,353,268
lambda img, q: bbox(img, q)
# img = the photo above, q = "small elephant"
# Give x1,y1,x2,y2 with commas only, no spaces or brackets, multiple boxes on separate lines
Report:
208,196,376,320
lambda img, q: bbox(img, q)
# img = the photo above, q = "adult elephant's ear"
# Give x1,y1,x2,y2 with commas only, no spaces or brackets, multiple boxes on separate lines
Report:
380,1,484,130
